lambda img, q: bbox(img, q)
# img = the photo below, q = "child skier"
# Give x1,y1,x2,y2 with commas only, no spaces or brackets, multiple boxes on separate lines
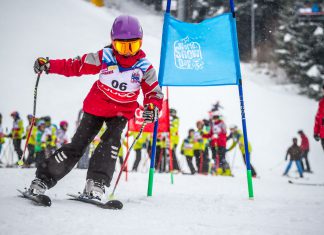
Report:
8,111,24,164
227,125,257,177
25,114,37,167
56,121,69,149
181,129,196,174
34,120,46,168
283,138,303,178
0,113,4,162
297,130,311,173
28,15,163,201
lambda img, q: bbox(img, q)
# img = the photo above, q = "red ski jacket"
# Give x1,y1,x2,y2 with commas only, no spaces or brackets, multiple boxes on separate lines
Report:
203,120,227,148
314,97,324,138
300,133,309,151
48,48,163,120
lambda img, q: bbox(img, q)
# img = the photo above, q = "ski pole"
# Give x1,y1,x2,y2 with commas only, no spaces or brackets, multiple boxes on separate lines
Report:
18,73,41,166
109,121,146,199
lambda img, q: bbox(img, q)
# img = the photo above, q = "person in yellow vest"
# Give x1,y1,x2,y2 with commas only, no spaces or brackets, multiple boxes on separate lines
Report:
34,120,47,168
193,120,210,174
8,111,24,163
0,113,5,163
117,138,127,169
25,114,38,166
227,125,257,177
155,132,167,173
170,108,180,171
43,116,57,157
181,129,196,174
129,131,150,172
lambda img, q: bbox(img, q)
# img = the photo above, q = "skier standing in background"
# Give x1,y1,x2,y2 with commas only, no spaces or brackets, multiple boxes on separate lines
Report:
314,84,324,152
25,114,37,167
0,113,5,161
283,138,303,178
43,116,57,157
193,120,208,173
181,129,196,174
28,15,163,201
56,121,69,149
130,131,150,172
8,111,24,164
298,130,311,173
227,125,257,177
169,108,180,172
34,120,46,168
203,115,231,176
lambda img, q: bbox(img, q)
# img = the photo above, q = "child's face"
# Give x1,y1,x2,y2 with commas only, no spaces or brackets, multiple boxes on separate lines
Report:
189,131,194,137
39,125,45,131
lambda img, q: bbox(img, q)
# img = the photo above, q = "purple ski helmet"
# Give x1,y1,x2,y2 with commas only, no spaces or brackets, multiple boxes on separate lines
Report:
111,15,143,41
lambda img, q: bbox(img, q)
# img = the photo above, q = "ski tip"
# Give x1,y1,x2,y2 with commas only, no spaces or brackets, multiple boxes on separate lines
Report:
38,195,52,207
105,200,123,210
288,180,293,184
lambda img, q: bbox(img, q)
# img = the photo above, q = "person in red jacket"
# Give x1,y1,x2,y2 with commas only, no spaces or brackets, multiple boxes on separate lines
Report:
314,84,324,151
298,130,312,173
203,115,231,175
27,15,164,201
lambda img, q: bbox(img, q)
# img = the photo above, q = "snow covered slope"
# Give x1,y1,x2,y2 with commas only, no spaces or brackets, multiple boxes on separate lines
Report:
0,0,323,234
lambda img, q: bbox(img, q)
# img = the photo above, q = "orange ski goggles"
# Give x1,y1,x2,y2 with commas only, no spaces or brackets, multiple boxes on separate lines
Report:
113,39,142,56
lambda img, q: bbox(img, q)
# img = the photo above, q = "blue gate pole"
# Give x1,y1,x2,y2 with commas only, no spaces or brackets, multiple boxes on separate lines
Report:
147,0,172,197
229,0,254,199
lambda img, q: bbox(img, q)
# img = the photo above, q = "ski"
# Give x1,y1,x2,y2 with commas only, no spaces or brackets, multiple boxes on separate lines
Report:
67,193,123,210
17,189,51,207
288,180,324,187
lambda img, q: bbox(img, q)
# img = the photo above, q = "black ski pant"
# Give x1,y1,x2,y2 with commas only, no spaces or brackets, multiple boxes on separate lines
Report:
300,150,311,172
171,145,180,171
13,139,23,160
186,156,196,174
242,154,257,177
194,150,202,172
211,146,229,171
26,144,35,165
132,149,141,171
35,151,46,168
36,112,127,189
155,147,166,172
321,139,324,152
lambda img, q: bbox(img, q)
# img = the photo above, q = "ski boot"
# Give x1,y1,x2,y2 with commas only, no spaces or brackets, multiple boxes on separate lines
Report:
222,168,232,176
83,179,105,201
28,178,48,196
216,168,223,175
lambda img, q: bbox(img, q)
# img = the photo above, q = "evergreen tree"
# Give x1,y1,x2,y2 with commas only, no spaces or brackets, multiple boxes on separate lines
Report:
274,0,324,99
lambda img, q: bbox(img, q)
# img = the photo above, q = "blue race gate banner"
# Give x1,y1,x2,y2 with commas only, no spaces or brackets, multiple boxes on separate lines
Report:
159,13,240,86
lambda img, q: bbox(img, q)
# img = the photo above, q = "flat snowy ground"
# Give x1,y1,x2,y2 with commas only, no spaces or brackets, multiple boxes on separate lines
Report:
0,168,323,235
1,0,324,234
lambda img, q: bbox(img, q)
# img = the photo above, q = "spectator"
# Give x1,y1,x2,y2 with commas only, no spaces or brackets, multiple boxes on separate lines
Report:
283,138,303,178
8,111,24,163
298,130,312,173
313,84,324,151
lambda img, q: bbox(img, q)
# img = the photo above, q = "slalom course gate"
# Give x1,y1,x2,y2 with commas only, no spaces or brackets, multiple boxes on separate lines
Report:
147,0,254,199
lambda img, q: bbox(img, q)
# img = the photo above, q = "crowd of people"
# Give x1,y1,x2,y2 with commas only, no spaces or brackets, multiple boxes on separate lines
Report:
1,82,324,177
0,112,68,168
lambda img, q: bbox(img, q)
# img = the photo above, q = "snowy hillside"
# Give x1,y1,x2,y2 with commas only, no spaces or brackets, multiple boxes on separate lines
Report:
0,0,324,234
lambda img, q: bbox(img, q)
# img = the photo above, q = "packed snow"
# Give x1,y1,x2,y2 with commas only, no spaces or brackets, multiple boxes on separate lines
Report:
0,0,323,234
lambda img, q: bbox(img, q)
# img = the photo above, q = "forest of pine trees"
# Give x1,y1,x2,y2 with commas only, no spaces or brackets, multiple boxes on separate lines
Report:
140,0,324,99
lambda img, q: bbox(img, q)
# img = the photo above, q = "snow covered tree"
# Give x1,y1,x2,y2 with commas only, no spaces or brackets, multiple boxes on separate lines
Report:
274,0,324,99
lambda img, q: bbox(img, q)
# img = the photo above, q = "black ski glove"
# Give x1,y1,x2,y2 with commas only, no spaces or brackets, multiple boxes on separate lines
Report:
34,57,50,74
314,134,320,142
143,103,159,123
